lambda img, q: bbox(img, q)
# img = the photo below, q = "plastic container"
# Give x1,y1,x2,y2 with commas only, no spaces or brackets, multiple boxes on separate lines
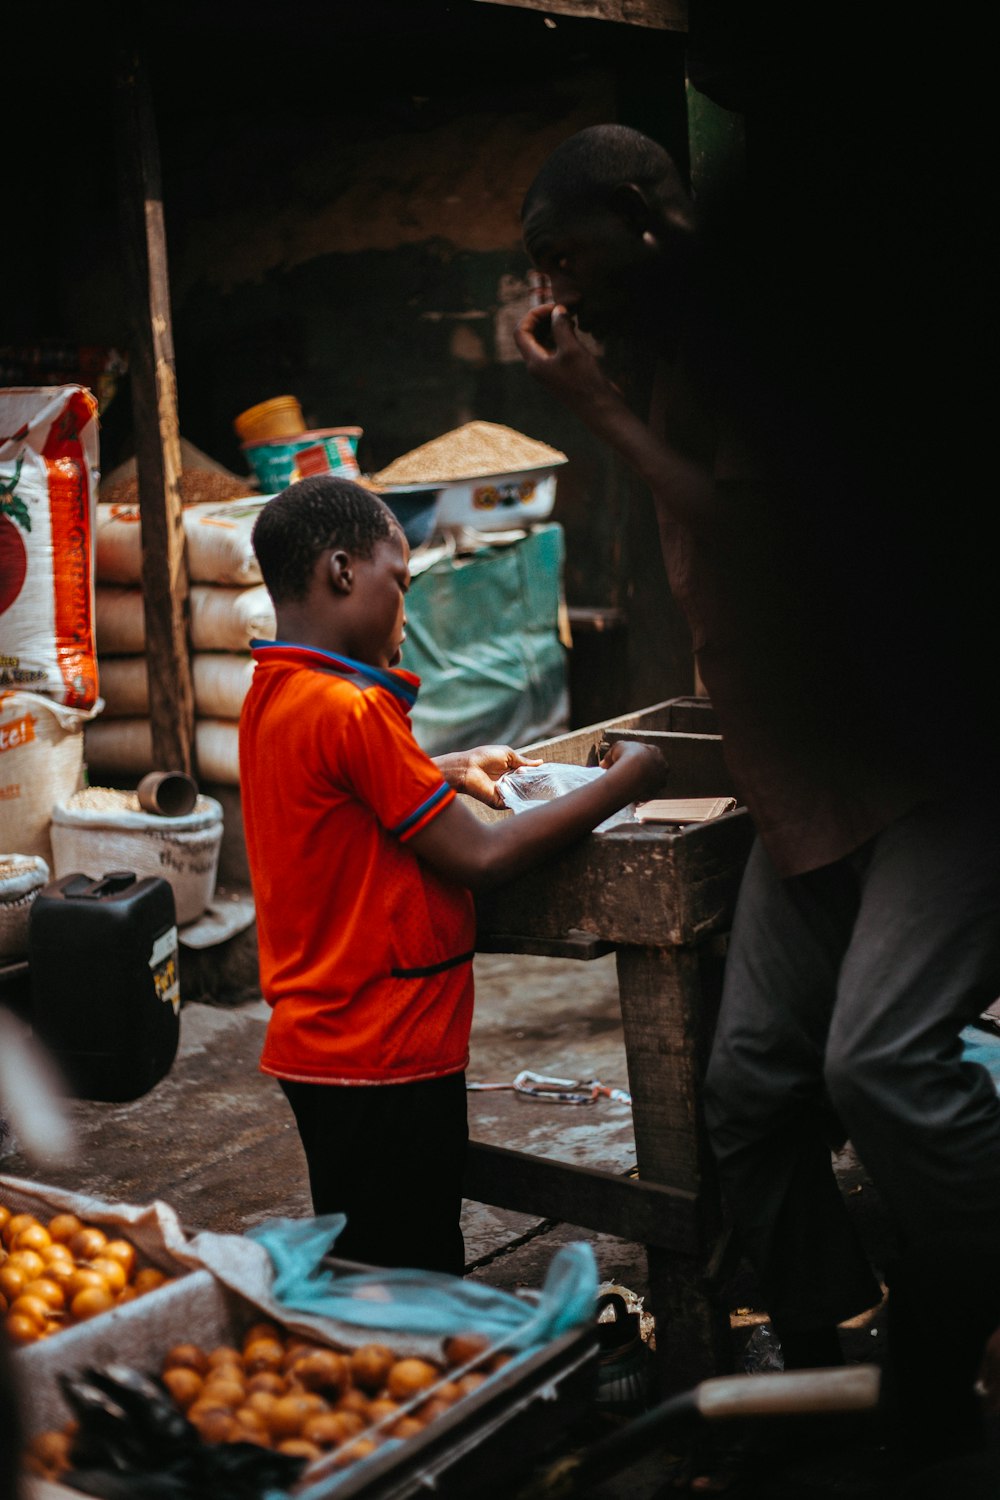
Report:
50,791,223,926
379,485,443,548
424,465,560,531
232,395,305,444
28,870,180,1102
242,426,363,491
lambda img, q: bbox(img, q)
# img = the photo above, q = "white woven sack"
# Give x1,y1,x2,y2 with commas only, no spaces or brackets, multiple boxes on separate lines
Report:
0,387,100,709
194,719,240,784
99,654,254,720
95,499,270,586
0,692,92,864
95,584,275,654
0,853,50,959
84,718,243,787
50,794,223,926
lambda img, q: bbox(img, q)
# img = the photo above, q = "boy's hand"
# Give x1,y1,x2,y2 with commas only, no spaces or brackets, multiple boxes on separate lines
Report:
600,740,668,801
434,745,543,809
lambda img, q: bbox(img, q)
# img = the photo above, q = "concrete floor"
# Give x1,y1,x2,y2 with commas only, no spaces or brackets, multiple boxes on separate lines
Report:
1,941,894,1498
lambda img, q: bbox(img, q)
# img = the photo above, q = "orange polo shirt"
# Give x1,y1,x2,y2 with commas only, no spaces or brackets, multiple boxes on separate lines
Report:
239,641,475,1084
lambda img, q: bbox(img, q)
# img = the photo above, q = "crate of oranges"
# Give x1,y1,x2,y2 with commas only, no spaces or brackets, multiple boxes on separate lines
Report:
0,1180,189,1353
17,1263,599,1498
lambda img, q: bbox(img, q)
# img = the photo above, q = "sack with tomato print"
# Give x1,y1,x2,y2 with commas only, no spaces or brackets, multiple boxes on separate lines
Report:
0,387,100,710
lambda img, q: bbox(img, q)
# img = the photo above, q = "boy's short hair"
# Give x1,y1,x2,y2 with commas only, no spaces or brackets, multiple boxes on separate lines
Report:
522,123,692,228
252,476,397,603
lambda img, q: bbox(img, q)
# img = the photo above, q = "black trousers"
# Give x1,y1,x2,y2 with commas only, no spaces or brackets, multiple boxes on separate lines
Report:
279,1071,468,1277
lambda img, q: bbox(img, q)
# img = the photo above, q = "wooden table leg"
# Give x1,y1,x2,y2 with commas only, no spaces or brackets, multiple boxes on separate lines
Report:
616,941,731,1393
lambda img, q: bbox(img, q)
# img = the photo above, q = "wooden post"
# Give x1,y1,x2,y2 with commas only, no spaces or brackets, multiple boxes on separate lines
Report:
616,941,731,1392
115,40,196,776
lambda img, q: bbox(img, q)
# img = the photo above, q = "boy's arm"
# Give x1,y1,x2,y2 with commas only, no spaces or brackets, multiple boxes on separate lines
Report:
433,744,542,809
408,741,666,892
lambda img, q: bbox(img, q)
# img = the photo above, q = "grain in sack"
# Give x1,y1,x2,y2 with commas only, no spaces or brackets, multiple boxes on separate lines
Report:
0,691,91,864
99,653,254,720
95,584,275,654
0,387,100,709
95,499,269,587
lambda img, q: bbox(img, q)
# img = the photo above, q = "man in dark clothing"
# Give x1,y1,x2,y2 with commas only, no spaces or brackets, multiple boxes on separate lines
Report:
514,104,1000,1471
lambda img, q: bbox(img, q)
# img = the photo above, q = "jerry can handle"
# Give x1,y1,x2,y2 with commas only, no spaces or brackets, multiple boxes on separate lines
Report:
79,871,137,900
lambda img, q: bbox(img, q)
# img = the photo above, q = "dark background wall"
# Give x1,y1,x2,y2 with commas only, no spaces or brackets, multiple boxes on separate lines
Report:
2,0,696,716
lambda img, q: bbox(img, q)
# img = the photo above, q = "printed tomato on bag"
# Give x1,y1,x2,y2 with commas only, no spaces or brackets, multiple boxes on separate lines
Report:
0,387,100,709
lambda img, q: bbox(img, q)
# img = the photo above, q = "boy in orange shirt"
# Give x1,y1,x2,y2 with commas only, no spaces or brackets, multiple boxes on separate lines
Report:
240,475,664,1274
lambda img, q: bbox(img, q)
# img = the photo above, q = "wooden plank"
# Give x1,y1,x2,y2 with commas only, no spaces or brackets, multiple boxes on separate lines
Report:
662,695,720,734
603,729,733,797
517,699,680,766
616,941,731,1389
464,1141,699,1253
476,807,753,946
474,0,688,29
115,40,196,776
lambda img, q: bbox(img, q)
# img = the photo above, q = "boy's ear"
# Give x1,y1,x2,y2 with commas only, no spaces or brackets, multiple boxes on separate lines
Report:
328,549,353,595
611,181,656,241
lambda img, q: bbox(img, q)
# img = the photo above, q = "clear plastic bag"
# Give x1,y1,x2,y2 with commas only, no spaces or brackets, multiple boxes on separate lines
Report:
496,763,635,832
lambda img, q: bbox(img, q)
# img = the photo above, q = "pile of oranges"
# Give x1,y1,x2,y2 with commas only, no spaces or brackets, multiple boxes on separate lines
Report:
0,1200,174,1347
24,1319,510,1482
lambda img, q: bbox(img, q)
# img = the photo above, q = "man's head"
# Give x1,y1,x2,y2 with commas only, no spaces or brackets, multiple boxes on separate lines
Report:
521,124,695,340
252,476,410,669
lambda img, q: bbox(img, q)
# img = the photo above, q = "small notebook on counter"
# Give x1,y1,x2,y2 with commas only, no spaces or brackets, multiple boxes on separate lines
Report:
634,796,737,825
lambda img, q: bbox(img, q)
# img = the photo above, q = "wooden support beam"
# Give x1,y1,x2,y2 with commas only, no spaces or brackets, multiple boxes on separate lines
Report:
464,1140,700,1253
115,39,196,776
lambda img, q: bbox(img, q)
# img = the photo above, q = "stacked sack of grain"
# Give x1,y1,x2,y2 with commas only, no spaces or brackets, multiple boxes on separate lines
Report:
0,386,102,873
87,493,276,785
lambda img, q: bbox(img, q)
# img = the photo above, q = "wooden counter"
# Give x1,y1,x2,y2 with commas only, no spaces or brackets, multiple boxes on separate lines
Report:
464,697,754,1392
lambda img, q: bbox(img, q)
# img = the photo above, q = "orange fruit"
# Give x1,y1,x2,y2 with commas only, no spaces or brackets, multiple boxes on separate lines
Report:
8,1294,50,1330
206,1344,243,1370
303,1410,365,1446
164,1343,209,1374
267,1392,316,1439
349,1344,396,1392
288,1349,350,1398
233,1406,270,1440
117,1286,138,1305
189,1407,235,1443
245,1390,279,1421
65,1267,107,1300
443,1333,490,1368
89,1257,127,1295
200,1376,245,1410
71,1286,115,1321
247,1371,286,1396
22,1277,66,1311
132,1267,167,1295
390,1416,424,1440
5,1312,41,1345
336,1389,370,1417
5,1249,45,1281
68,1226,108,1262
386,1358,440,1400
455,1372,487,1397
0,1265,27,1302
2,1213,38,1249
40,1243,74,1268
367,1398,401,1424
27,1430,71,1473
242,1320,283,1346
13,1223,52,1254
161,1367,203,1409
46,1213,83,1243
277,1438,322,1460
333,1437,378,1467
243,1337,285,1374
0,1293,6,1317
100,1239,137,1279
0,1205,10,1236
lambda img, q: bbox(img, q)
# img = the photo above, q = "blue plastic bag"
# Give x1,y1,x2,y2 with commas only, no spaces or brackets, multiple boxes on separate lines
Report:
246,1214,598,1350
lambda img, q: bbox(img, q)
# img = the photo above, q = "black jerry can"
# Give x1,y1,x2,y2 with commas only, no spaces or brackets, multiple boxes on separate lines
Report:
27,871,180,1103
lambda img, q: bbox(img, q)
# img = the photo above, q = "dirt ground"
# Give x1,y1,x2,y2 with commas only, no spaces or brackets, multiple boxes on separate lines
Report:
1,941,910,1498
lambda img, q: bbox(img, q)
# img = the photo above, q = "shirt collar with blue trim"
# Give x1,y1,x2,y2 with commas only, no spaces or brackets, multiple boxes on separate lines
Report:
250,639,420,709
